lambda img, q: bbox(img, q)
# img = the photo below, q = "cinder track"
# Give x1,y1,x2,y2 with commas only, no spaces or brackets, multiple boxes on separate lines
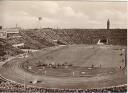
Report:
0,45,126,89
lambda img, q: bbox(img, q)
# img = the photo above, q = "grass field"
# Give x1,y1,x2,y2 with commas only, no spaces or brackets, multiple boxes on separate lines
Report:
0,44,126,89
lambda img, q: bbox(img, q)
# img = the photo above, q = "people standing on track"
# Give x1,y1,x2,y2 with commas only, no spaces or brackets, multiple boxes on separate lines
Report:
100,64,101,68
72,72,75,77
91,64,94,68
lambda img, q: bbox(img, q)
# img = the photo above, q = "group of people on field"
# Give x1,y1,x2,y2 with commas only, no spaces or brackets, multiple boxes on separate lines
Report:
36,62,73,69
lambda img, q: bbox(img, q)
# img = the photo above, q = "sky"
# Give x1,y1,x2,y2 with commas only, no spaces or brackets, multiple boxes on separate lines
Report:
0,1,127,29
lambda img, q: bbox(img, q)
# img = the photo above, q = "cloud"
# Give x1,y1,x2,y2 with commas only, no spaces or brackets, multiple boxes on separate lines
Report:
0,1,127,29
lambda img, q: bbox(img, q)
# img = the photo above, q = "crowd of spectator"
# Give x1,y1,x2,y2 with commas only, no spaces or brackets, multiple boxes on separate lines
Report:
53,29,127,45
0,77,127,93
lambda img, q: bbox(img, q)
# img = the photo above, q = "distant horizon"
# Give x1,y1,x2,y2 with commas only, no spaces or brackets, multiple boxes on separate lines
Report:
2,27,127,30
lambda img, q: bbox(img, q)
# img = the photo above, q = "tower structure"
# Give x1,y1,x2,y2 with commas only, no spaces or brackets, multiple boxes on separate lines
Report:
107,19,110,29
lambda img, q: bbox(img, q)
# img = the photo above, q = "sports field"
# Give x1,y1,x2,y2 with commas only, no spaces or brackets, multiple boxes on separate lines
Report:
0,45,126,89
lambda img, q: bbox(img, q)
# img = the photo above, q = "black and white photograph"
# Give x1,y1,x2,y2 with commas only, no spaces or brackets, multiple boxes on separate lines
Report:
0,0,127,92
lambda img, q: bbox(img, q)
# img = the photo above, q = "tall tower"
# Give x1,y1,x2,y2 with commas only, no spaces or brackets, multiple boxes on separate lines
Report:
107,19,110,29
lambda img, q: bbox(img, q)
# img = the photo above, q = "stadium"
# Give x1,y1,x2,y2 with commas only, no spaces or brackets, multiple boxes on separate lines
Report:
0,18,127,92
